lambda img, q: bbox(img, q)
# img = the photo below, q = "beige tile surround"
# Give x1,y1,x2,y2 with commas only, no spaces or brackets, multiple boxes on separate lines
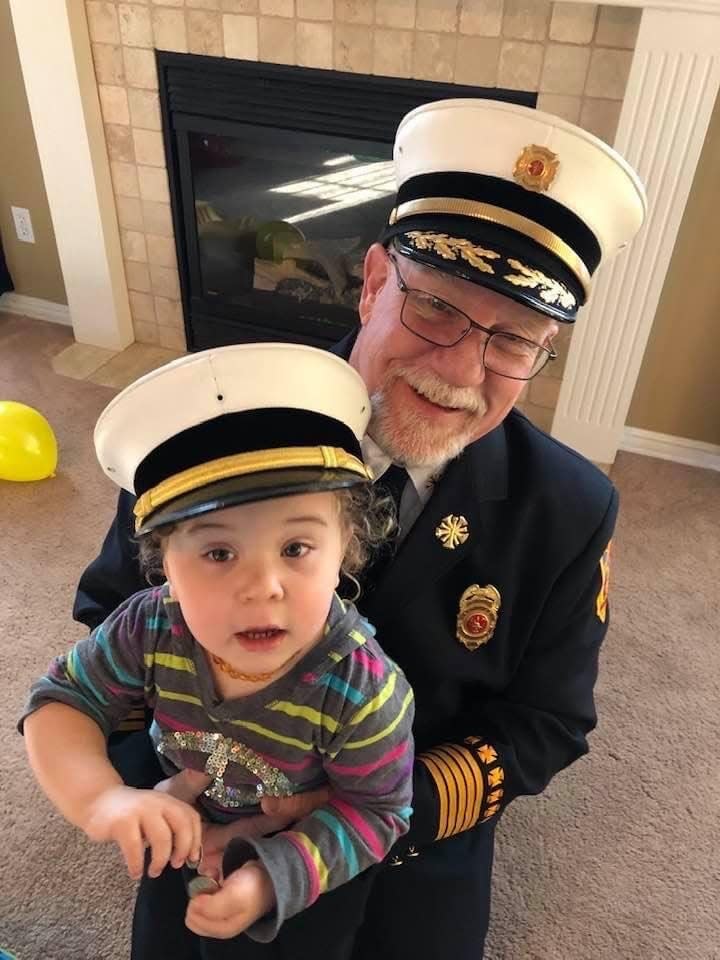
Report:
86,0,640,427
0,309,181,391
51,339,184,389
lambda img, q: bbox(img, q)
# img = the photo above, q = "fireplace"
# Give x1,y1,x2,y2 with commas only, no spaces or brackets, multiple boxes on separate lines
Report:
157,53,535,351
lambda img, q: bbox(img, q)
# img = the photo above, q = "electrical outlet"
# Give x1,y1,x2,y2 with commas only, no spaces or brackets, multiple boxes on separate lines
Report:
11,206,35,244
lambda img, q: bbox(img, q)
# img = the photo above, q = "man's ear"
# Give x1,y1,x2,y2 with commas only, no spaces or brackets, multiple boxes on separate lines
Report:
358,243,390,327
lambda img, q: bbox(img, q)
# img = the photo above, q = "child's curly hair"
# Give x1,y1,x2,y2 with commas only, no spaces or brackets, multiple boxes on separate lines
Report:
335,482,397,577
137,482,397,590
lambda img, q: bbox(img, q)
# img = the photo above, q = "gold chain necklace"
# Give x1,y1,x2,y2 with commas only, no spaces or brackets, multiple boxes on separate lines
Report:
210,653,279,683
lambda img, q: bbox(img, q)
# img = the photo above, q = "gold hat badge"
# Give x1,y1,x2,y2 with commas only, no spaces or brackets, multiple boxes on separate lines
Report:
456,584,501,650
513,145,559,192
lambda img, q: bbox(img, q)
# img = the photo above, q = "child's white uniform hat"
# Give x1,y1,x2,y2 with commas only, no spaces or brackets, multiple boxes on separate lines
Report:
94,343,372,534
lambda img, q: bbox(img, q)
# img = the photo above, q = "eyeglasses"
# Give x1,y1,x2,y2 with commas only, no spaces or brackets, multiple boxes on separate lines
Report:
388,254,557,381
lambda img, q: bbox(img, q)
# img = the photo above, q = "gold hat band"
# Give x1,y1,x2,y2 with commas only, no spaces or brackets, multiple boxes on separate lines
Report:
388,197,592,296
134,445,373,531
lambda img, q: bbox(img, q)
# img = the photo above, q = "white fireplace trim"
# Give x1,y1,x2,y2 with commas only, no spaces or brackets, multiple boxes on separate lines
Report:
551,5,720,463
8,0,720,462
8,0,133,352
566,0,720,10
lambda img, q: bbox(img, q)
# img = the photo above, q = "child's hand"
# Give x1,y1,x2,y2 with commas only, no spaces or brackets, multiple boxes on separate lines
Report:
83,784,203,880
185,861,276,939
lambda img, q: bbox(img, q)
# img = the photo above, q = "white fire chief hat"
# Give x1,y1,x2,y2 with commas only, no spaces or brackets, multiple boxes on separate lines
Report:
380,98,647,322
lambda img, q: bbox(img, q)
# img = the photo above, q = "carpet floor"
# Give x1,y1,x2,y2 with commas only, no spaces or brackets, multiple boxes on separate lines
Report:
2,313,718,959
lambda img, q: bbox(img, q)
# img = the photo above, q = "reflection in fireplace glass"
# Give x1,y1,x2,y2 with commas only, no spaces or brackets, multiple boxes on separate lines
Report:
189,129,394,314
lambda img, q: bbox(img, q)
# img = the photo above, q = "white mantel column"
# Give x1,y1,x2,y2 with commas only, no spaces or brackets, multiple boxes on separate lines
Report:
552,5,720,465
9,0,133,350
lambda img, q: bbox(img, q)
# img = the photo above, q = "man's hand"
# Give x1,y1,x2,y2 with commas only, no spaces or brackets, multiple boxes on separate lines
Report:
197,787,330,881
154,768,212,806
185,861,276,939
198,814,293,881
82,784,203,880
259,785,330,819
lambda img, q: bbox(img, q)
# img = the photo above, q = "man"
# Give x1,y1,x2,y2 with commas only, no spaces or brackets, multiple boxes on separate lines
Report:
74,99,645,957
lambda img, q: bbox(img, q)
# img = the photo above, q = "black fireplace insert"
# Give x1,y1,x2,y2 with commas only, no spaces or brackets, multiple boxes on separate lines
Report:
157,53,536,351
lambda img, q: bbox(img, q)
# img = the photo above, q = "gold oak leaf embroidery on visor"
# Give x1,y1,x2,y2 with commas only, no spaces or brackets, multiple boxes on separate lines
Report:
503,258,577,309
405,231,501,274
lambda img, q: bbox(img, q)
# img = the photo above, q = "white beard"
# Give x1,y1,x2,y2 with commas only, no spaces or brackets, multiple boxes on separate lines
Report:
368,367,487,467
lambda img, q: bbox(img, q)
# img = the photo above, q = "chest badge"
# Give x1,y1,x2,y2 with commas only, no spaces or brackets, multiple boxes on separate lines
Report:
457,584,501,650
436,514,469,549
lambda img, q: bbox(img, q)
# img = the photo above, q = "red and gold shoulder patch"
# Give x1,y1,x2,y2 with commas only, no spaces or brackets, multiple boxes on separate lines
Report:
596,540,612,623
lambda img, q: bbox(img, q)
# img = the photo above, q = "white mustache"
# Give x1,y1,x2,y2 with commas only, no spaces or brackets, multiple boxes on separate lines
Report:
395,368,484,414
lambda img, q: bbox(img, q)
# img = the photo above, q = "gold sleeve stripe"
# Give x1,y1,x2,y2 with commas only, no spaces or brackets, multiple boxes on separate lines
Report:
421,738,506,839
419,743,482,839
436,744,483,833
446,744,484,833
433,746,468,836
438,751,461,838
418,752,451,840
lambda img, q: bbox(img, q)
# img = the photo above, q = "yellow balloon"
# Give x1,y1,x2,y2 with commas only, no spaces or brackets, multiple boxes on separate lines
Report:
0,401,58,482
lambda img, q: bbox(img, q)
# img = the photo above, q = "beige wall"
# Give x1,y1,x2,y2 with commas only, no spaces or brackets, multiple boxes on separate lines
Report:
627,91,720,446
0,0,66,304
